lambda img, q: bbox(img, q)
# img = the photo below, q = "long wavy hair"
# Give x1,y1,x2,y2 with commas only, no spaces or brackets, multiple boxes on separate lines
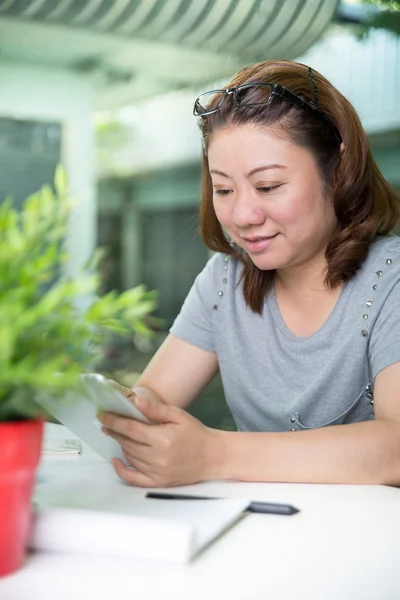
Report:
198,60,400,314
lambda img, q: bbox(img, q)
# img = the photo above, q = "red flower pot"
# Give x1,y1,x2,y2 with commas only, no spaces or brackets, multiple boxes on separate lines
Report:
0,419,44,577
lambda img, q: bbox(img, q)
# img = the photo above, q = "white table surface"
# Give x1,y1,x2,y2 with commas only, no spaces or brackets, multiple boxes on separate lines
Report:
1,423,400,600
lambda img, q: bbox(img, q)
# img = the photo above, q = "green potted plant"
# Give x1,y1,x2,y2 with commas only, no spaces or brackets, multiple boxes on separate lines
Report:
0,169,157,577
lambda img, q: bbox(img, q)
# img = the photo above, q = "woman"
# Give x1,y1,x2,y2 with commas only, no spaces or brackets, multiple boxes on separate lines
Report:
101,60,400,487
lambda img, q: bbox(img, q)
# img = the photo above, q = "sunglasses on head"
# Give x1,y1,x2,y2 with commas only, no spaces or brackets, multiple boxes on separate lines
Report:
193,68,342,143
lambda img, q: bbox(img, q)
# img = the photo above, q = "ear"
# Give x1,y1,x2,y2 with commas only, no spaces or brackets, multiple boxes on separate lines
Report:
340,142,345,153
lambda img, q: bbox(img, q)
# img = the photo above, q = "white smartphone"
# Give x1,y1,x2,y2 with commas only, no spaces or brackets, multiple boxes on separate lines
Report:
82,373,151,424
36,373,151,463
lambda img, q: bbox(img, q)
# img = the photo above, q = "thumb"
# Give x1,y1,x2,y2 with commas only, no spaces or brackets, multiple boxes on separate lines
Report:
107,379,136,399
134,395,182,425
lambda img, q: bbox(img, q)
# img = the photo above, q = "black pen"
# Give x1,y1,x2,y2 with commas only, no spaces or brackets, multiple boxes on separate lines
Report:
145,492,299,516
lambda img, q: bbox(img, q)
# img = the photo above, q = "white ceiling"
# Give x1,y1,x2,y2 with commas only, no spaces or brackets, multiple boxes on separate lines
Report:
0,0,340,108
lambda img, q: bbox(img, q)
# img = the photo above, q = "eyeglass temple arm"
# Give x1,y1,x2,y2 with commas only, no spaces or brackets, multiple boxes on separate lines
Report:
307,67,318,103
271,85,312,111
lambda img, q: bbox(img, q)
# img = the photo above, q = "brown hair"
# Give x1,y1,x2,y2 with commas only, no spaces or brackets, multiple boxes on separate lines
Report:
198,59,400,313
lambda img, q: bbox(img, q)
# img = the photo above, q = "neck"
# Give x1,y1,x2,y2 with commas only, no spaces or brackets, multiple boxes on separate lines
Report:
275,254,329,296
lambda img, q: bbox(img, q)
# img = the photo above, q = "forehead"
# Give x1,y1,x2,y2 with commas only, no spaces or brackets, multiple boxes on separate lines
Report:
207,124,306,168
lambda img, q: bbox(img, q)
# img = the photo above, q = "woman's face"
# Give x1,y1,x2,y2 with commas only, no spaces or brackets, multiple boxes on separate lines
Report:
207,124,338,273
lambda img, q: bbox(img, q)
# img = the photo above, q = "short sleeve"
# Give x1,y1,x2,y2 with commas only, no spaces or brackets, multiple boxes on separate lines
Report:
169,253,222,352
369,278,400,379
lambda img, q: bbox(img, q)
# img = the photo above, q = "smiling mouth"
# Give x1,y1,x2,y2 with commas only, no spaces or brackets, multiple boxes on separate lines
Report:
243,234,277,242
242,234,278,253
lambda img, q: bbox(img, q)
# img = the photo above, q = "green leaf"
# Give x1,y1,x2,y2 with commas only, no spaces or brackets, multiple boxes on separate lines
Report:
54,165,68,196
0,171,159,421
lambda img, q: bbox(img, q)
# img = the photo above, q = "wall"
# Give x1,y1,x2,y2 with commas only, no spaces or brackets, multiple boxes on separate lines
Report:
98,28,400,180
0,61,95,281
299,29,400,135
98,166,205,318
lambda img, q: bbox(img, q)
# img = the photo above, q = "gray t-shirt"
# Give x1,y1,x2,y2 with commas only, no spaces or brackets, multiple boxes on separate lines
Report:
170,236,400,432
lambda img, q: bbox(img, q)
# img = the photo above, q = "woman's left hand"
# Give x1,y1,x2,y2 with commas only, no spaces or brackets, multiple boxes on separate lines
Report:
100,396,219,487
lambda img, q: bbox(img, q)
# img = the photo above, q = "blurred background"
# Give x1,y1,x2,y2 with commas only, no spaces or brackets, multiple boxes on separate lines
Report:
1,0,399,429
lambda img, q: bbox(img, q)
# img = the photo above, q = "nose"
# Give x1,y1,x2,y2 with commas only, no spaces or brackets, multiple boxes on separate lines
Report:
231,189,266,228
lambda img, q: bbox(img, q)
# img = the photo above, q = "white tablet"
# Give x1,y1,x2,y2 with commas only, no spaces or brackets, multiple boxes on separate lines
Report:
36,374,151,463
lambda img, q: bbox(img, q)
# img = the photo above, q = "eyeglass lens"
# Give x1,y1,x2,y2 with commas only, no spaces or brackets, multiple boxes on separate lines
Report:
234,84,273,107
195,90,226,113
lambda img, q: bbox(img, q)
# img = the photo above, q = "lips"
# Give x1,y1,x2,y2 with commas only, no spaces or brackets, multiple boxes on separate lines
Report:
242,234,278,253
244,235,277,242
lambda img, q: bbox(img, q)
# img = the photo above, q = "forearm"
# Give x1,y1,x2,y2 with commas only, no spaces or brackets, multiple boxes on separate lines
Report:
210,420,400,486
131,336,218,409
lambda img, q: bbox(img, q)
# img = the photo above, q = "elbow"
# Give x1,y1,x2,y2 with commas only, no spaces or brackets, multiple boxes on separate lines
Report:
382,457,400,488
376,420,400,487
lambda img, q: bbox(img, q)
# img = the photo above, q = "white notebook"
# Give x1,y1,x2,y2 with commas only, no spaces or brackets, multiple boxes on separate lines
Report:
31,468,249,563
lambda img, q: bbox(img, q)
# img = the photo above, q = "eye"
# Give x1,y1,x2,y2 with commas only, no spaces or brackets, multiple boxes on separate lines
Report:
214,188,232,196
257,184,282,193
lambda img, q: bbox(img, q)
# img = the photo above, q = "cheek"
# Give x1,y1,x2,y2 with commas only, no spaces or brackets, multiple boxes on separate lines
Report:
273,186,327,229
212,199,230,226
270,197,309,227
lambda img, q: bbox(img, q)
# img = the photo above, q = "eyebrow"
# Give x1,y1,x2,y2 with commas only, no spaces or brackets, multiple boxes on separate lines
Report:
210,164,286,179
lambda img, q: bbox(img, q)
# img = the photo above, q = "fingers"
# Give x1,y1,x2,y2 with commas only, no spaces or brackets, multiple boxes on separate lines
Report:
121,453,150,472
107,379,136,399
134,396,181,425
101,413,152,445
103,428,152,465
112,458,159,488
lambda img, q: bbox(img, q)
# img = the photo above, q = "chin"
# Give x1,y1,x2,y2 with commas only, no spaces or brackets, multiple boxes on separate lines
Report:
248,256,286,271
